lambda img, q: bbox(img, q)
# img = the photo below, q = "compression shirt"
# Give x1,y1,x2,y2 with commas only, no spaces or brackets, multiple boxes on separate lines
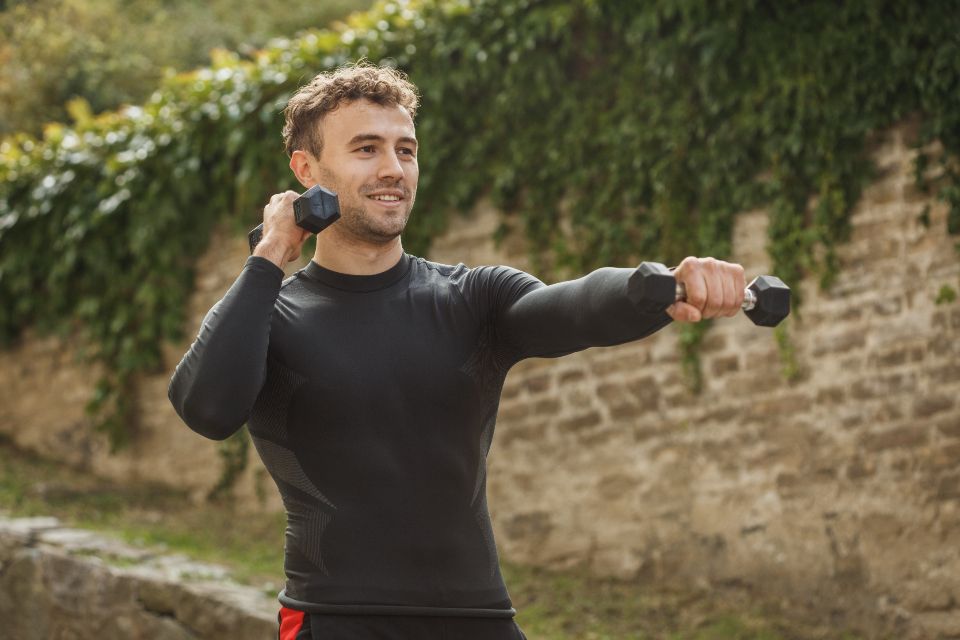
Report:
168,253,671,617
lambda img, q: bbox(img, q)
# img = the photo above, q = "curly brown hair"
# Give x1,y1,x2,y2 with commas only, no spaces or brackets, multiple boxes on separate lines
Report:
281,61,420,158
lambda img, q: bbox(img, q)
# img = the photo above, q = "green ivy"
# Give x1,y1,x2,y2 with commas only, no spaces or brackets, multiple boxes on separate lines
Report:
207,426,251,502
1,0,958,447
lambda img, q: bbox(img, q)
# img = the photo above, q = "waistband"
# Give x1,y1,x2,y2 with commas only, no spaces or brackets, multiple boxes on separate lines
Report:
278,590,516,618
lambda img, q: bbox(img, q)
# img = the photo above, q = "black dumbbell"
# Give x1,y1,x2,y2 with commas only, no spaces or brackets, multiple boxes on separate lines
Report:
248,184,341,253
627,262,790,327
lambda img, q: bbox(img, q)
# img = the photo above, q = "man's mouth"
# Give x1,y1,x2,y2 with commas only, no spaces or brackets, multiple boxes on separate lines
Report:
369,194,402,202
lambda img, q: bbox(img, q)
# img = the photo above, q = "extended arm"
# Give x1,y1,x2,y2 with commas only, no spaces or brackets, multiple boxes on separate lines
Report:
499,267,672,359
167,256,284,440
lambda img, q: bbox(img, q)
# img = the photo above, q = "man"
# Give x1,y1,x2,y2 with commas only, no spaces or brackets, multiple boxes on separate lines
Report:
168,63,745,640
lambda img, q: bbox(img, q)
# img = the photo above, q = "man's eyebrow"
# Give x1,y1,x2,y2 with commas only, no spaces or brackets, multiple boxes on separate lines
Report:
346,133,418,147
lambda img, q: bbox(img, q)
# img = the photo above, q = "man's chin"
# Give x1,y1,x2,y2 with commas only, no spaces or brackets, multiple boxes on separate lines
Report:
365,210,411,238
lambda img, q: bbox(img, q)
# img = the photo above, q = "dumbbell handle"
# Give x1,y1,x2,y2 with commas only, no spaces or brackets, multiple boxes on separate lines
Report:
675,283,758,311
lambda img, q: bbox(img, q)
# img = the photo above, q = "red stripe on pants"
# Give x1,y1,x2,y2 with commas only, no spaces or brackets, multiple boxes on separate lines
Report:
279,607,306,640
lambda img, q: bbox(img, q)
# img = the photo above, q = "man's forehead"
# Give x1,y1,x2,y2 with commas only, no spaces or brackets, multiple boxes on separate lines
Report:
320,100,416,142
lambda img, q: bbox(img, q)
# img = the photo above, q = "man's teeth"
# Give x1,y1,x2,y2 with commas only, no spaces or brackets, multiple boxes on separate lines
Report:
370,195,400,201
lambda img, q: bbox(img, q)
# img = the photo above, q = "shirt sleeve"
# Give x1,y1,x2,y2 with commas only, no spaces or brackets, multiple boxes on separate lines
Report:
167,256,284,440
466,265,672,361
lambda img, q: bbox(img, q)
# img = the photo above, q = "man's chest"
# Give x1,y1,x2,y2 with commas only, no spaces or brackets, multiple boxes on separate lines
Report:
268,287,483,403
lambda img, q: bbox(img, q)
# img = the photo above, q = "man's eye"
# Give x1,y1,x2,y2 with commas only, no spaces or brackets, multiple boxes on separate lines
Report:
357,145,376,153
398,148,416,156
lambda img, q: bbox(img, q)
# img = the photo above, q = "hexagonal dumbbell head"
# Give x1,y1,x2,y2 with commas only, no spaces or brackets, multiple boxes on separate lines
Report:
248,185,342,253
744,275,790,327
293,184,341,233
627,262,677,314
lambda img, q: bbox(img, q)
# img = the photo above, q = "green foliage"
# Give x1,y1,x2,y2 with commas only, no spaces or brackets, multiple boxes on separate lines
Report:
935,284,958,305
679,322,710,393
0,0,371,137
207,426,251,502
1,0,959,447
774,321,802,383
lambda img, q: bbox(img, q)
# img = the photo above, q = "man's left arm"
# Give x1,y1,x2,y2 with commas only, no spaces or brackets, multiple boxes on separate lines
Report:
498,257,746,359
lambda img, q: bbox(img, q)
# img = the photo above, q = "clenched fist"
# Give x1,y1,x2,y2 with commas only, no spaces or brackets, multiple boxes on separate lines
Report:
666,257,746,323
253,191,315,268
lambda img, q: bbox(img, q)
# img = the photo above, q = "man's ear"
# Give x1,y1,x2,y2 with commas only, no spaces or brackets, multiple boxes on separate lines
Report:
289,150,318,188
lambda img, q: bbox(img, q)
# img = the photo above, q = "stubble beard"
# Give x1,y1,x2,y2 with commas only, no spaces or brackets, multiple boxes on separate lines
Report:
318,168,415,245
339,188,414,245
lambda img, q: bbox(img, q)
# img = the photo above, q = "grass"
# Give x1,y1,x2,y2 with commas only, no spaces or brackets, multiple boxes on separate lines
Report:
0,437,863,639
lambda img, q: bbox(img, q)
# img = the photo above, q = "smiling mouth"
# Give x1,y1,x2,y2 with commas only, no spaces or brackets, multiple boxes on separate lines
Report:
368,194,402,202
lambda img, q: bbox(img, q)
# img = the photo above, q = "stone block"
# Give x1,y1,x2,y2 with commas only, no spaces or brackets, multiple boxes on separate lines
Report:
626,376,660,406
503,511,553,543
557,411,603,432
775,472,801,496
700,332,727,352
558,369,586,385
870,401,905,423
811,330,867,357
750,392,811,417
869,344,926,368
933,310,949,330
862,426,928,453
590,351,651,375
497,402,530,422
911,611,960,637
701,405,741,424
930,442,960,471
522,373,552,394
596,382,627,403
596,473,638,501
608,402,640,421
913,394,955,419
710,355,740,376
497,421,548,448
938,474,960,500
872,297,903,316
0,521,278,640
938,418,960,439
532,398,562,416
850,374,914,401
930,362,960,382
816,386,846,405
928,332,955,356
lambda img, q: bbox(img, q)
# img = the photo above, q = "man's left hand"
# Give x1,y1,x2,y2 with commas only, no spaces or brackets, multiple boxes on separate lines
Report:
667,257,746,323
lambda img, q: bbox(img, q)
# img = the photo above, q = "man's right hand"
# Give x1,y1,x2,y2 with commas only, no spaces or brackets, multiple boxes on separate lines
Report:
253,191,314,268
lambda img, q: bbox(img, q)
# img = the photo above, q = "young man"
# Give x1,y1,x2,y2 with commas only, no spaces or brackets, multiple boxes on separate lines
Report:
168,63,746,640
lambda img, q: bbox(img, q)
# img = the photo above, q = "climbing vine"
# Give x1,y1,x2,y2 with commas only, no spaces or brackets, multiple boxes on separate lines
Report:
1,0,958,447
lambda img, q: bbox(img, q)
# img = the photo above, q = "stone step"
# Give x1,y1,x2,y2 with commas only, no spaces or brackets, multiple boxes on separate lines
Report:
0,515,278,640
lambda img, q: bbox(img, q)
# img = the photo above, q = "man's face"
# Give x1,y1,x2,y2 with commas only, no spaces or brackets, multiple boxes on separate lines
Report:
307,99,418,245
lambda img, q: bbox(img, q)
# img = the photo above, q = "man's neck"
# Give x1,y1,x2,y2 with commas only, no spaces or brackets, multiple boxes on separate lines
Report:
312,229,404,275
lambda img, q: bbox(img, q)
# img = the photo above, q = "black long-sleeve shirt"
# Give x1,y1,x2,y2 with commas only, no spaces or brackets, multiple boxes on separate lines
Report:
168,253,671,617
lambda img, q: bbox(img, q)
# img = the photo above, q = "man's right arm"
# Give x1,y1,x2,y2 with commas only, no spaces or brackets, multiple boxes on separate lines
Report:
167,253,285,441
169,189,313,439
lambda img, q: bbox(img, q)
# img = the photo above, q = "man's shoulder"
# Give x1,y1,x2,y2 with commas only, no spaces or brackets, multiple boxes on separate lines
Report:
409,255,532,281
409,255,467,279
408,256,543,310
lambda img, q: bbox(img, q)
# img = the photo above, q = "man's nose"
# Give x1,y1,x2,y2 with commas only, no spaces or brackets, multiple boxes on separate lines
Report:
377,150,404,181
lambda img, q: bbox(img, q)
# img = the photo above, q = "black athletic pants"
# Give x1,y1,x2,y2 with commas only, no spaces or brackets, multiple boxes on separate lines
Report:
279,607,528,640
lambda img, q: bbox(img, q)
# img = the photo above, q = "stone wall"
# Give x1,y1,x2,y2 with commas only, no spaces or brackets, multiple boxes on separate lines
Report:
0,516,277,640
0,225,282,509
1,126,959,637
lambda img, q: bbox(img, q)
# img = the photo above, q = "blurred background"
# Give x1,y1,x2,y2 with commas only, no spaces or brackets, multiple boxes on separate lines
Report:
0,0,370,138
1,1,959,638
